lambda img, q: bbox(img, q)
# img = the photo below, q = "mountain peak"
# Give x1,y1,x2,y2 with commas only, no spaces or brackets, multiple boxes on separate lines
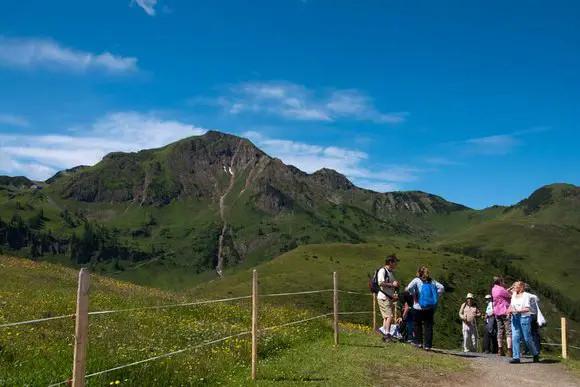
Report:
310,168,354,190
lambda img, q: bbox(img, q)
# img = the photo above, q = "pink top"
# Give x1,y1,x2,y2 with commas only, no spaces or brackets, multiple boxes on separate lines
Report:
492,284,512,316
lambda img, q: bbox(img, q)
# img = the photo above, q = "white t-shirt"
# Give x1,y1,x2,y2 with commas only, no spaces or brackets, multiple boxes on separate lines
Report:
377,267,396,301
510,292,532,317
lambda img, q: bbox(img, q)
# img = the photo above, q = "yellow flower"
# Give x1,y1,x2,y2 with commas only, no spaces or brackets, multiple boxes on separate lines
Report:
115,381,120,385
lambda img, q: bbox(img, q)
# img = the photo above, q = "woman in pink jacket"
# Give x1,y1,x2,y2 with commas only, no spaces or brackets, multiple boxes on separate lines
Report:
492,276,513,357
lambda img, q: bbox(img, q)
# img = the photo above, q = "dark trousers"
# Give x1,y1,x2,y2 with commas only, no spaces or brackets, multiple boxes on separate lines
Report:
528,315,541,354
413,308,435,349
483,326,498,353
402,309,415,342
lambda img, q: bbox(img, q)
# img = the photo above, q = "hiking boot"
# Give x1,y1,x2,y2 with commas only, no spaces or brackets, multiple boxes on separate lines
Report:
507,348,513,358
533,355,540,363
509,358,520,364
498,347,504,357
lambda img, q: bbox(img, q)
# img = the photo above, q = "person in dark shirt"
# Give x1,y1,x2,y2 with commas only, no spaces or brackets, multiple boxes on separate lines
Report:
400,290,415,343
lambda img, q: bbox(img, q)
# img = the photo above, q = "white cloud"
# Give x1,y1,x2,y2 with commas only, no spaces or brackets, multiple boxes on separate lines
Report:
0,150,56,181
0,112,207,180
0,114,29,127
244,131,419,192
462,134,521,155
132,0,158,16
201,81,406,124
0,36,138,73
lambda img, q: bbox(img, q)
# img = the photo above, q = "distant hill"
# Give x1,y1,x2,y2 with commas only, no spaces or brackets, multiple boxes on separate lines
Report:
0,175,34,188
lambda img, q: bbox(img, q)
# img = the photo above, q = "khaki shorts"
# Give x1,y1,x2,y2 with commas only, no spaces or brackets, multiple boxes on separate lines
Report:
497,315,512,339
378,298,394,319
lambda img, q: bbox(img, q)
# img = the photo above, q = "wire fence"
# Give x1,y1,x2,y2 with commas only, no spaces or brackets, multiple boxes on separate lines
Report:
2,268,375,386
0,290,340,328
3,268,578,386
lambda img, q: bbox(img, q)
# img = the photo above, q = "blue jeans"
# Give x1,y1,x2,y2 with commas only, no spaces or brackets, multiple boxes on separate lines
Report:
512,314,538,359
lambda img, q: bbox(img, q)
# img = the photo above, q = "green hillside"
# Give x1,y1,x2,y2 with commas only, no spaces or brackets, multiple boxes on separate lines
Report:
438,184,580,322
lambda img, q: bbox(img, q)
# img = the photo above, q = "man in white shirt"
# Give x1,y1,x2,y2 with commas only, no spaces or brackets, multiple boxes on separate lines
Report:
378,255,400,342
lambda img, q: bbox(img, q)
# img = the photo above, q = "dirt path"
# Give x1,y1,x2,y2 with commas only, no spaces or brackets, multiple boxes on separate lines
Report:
435,351,579,387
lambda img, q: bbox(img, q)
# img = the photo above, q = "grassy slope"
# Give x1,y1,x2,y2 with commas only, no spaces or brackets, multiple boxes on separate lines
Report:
194,243,580,350
194,243,497,349
0,255,469,386
442,217,580,301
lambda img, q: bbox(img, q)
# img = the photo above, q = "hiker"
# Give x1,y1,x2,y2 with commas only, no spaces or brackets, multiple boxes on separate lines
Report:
459,293,481,352
483,294,498,354
492,276,513,357
508,280,540,364
400,290,415,343
377,254,400,342
406,266,445,351
525,283,545,355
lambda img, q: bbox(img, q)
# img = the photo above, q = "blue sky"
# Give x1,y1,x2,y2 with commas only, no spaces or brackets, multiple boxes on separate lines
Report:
0,0,578,209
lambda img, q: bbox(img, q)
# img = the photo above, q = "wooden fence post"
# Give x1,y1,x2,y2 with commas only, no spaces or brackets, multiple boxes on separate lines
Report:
333,272,339,346
72,268,90,387
561,317,568,360
251,270,258,380
372,293,377,333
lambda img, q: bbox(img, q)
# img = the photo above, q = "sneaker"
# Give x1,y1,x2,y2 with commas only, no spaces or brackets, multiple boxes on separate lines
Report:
509,359,521,364
411,343,423,349
533,355,540,363
463,349,470,353
382,334,393,343
424,347,431,351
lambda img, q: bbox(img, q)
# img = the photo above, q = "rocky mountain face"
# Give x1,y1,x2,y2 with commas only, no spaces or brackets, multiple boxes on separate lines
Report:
48,130,467,217
0,131,473,276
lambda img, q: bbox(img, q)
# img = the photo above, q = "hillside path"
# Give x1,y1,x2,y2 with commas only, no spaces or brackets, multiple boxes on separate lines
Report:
433,350,579,386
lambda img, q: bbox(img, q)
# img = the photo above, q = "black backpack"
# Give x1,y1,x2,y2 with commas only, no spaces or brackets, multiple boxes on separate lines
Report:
368,267,393,299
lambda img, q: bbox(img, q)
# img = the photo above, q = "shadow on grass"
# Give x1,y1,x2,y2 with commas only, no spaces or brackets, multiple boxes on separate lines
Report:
340,342,385,349
263,376,330,382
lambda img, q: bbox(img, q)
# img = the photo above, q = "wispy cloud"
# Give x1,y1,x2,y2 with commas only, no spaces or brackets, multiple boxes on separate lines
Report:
195,81,408,124
244,131,421,192
462,135,521,155
0,114,29,127
0,36,139,73
0,112,207,180
424,157,463,166
445,127,550,157
131,0,158,16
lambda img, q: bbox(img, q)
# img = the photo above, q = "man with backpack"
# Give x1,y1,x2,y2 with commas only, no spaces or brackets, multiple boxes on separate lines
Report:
372,255,400,342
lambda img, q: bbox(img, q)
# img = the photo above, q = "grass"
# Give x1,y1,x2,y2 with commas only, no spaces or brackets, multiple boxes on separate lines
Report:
0,255,329,386
236,328,469,386
565,358,580,379
0,254,471,386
